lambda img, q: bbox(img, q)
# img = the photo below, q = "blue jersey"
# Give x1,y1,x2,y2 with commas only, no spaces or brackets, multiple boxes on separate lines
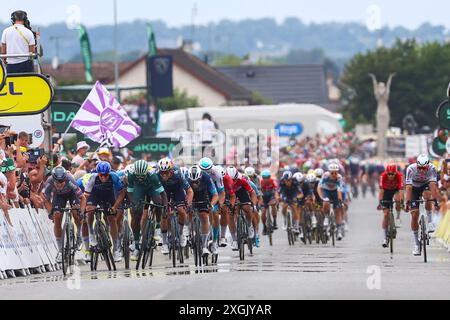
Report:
279,178,301,197
188,172,217,200
319,172,343,191
85,172,124,197
248,180,261,197
158,169,191,193
299,181,313,196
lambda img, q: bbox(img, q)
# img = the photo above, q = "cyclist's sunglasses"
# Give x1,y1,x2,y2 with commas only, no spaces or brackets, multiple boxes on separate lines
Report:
98,173,110,178
417,166,428,172
160,171,171,177
387,172,396,176
54,179,65,184
136,174,146,179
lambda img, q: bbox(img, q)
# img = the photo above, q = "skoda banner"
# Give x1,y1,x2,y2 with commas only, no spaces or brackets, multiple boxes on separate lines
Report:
0,74,54,117
0,61,5,91
50,101,81,133
128,137,179,158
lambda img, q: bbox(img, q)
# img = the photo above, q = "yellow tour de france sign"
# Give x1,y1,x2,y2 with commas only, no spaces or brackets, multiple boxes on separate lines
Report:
0,61,5,91
0,73,54,117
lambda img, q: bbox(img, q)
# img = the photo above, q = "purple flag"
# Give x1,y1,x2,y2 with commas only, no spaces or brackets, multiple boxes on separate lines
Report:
71,81,141,147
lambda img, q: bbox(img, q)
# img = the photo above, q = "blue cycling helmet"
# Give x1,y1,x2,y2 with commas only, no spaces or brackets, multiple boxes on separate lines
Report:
96,161,111,174
261,170,271,179
199,157,214,171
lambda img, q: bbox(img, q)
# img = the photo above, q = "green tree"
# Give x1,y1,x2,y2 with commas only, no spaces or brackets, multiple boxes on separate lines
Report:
250,91,273,105
213,54,246,66
157,88,200,111
340,39,450,129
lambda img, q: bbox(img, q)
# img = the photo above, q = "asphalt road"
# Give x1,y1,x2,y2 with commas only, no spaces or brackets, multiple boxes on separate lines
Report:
1,195,449,300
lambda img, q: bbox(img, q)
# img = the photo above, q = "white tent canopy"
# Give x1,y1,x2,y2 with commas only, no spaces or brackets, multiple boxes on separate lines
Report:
158,104,343,139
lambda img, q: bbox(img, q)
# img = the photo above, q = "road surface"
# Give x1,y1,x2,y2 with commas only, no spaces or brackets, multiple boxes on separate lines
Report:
1,196,449,300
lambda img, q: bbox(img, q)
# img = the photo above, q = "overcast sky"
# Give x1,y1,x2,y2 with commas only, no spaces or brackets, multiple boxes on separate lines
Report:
4,0,450,29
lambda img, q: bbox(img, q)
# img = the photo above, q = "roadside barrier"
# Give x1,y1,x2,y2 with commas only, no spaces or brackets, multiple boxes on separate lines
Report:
0,207,59,280
435,211,450,252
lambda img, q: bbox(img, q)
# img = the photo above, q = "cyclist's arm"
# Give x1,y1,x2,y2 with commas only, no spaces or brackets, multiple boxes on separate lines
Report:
112,188,126,211
405,185,412,203
186,187,194,207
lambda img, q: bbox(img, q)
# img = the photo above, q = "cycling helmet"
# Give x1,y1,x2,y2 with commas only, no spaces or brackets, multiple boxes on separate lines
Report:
328,163,340,172
124,164,134,175
215,165,226,178
244,167,256,177
417,154,430,167
188,165,203,181
282,171,293,180
180,166,189,177
293,172,304,183
96,161,111,175
134,160,149,176
158,158,173,172
261,170,271,179
52,166,67,182
386,164,398,174
199,157,214,171
226,166,240,180
306,174,317,183
314,168,324,178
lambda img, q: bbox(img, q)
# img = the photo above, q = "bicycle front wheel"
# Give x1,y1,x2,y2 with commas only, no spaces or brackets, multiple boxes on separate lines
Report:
420,216,427,263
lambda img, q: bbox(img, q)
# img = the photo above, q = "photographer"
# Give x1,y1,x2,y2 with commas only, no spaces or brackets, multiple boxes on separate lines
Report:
1,10,36,73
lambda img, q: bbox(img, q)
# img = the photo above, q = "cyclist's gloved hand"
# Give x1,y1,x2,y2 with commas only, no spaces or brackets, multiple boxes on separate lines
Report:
377,202,383,211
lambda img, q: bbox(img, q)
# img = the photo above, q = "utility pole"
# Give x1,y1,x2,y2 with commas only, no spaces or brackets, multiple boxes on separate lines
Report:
113,0,120,101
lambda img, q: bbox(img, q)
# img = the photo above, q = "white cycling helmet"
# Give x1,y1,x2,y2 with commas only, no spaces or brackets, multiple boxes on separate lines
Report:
226,166,241,180
417,154,430,167
244,167,256,177
282,171,293,180
306,174,316,183
124,164,135,175
215,165,226,178
293,172,304,183
188,165,203,181
158,158,173,172
314,168,324,178
180,166,189,177
328,163,340,172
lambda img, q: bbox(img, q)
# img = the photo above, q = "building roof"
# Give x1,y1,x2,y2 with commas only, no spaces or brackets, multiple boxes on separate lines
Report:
117,49,252,102
42,62,134,85
216,65,329,105
42,49,252,102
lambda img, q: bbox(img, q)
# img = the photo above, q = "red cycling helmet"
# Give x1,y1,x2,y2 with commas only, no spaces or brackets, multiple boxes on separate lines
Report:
386,164,397,174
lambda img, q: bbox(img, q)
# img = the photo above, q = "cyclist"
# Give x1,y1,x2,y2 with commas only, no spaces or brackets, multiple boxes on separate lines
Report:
186,165,219,257
85,161,126,262
245,175,263,248
377,164,404,248
43,167,86,263
294,172,315,230
260,169,279,234
127,160,167,258
157,158,193,255
306,173,319,228
226,166,258,250
317,163,345,240
405,154,440,256
199,158,226,251
279,171,303,238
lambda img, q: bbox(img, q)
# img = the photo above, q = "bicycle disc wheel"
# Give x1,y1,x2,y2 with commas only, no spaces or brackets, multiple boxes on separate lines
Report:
99,224,112,271
123,224,131,269
61,223,69,276
238,216,245,261
171,222,176,268
421,216,427,263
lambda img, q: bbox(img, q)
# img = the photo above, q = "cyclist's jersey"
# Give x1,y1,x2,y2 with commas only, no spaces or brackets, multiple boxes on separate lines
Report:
299,181,313,197
223,174,235,196
127,172,164,195
207,166,225,193
85,172,124,197
405,164,438,188
379,172,403,191
349,161,360,176
157,168,190,193
232,176,253,195
76,173,92,192
247,175,261,192
279,178,301,197
43,176,82,199
247,179,261,197
188,172,218,200
319,172,343,191
260,178,278,196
